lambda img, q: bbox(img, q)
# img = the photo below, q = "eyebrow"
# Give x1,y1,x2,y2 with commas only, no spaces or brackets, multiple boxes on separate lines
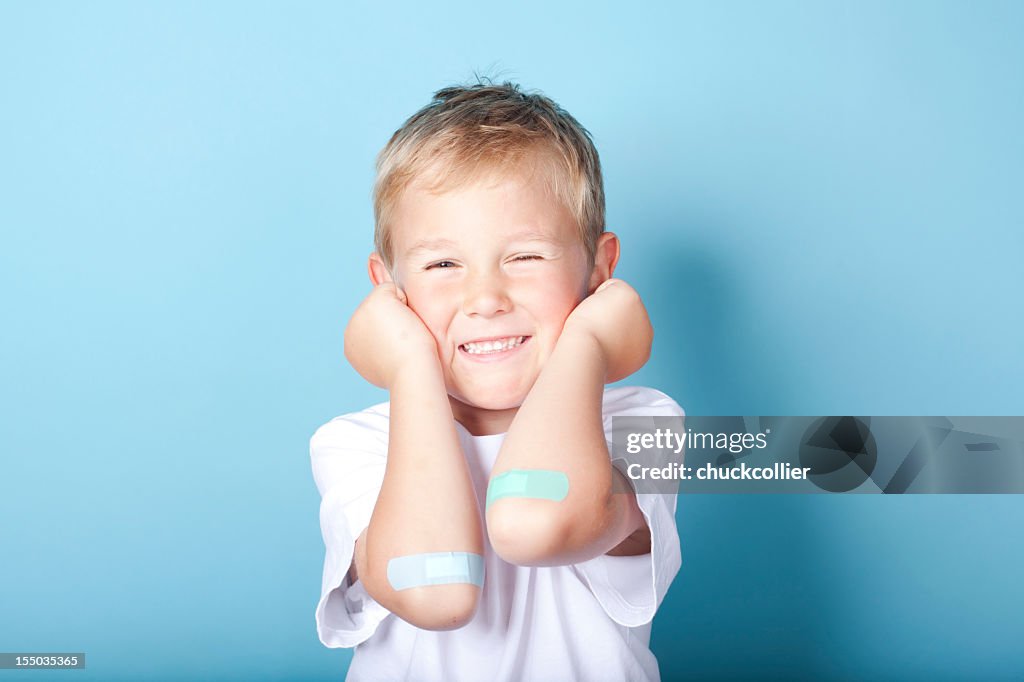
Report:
404,238,458,257
404,231,562,257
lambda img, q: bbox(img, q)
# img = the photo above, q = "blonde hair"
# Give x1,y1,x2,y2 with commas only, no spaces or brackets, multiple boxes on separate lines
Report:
373,81,605,268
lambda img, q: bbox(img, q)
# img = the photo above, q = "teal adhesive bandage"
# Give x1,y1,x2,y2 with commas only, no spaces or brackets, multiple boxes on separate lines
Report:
485,469,569,510
386,552,485,591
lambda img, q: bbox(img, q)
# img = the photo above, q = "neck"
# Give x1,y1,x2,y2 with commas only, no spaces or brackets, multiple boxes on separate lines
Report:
449,396,519,436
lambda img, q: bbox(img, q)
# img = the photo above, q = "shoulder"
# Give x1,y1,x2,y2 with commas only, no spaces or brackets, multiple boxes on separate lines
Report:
601,386,685,419
309,402,391,497
310,402,391,450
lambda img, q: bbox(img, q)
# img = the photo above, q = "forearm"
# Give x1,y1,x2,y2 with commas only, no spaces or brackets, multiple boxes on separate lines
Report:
487,330,642,566
361,357,484,629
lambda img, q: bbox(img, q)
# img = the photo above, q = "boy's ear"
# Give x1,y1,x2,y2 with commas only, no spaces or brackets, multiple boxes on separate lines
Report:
368,253,393,286
588,232,621,293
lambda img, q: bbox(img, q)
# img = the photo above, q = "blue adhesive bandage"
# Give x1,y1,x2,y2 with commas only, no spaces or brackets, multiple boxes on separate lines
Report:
486,469,570,510
386,551,485,591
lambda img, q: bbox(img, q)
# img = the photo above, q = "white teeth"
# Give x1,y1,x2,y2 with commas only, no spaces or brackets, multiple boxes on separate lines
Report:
462,336,526,355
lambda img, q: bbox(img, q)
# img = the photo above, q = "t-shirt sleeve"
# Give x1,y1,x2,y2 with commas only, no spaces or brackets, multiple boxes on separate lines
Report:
310,405,393,648
572,386,684,628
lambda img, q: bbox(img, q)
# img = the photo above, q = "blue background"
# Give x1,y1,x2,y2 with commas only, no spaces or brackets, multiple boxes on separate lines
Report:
2,2,1022,680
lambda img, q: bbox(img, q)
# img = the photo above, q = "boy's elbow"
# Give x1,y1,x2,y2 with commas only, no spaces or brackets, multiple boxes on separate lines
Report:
486,501,572,567
393,583,481,631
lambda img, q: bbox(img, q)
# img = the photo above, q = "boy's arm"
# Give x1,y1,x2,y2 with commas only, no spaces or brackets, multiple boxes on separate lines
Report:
345,283,484,630
487,280,654,567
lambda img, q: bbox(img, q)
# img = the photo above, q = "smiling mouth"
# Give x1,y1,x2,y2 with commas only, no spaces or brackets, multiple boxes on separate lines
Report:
459,336,529,355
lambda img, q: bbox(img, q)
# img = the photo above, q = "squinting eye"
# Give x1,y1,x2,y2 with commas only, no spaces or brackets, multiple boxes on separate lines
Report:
512,254,543,262
426,260,457,270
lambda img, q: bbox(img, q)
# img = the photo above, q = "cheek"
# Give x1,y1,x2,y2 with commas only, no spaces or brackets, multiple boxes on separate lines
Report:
403,284,456,342
543,296,581,326
519,275,586,328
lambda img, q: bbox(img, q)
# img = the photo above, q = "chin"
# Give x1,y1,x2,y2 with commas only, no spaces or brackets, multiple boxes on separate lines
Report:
456,393,526,413
450,383,531,413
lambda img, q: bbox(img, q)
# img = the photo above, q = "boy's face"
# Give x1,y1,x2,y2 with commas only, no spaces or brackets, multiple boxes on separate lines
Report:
373,168,614,433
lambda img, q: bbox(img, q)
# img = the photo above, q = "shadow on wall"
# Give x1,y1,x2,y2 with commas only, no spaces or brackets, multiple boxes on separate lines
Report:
628,223,845,680
626,227,796,415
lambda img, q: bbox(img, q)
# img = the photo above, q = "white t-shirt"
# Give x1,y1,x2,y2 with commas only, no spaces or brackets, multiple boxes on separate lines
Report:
310,386,684,682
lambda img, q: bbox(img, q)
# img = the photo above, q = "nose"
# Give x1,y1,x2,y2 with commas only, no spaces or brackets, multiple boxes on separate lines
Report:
462,269,511,318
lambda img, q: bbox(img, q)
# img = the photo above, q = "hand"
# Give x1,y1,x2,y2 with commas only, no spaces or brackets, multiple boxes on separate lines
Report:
562,279,653,383
344,283,439,388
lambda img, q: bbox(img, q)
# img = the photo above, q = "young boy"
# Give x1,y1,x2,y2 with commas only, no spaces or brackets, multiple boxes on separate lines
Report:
311,82,684,681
